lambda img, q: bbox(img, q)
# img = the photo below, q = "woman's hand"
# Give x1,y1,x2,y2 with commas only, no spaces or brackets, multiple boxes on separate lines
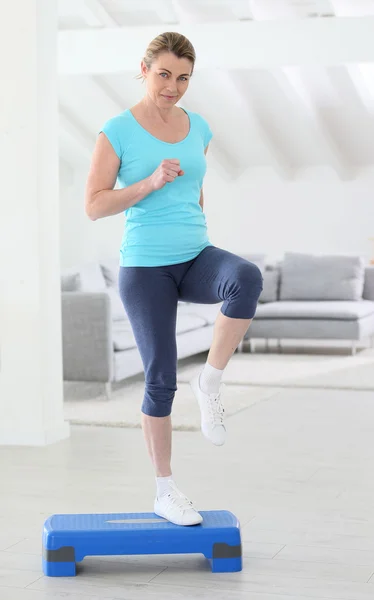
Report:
148,159,184,191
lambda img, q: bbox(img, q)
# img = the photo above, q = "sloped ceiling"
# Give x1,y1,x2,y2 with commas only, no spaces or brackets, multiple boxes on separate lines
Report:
58,0,374,180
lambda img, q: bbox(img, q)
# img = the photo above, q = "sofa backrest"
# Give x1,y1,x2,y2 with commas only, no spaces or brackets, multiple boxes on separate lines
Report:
61,257,374,305
363,266,374,301
60,262,106,293
259,268,279,303
60,261,125,321
279,253,365,301
260,259,374,303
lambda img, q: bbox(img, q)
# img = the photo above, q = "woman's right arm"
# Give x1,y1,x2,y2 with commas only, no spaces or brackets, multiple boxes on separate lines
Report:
85,132,154,221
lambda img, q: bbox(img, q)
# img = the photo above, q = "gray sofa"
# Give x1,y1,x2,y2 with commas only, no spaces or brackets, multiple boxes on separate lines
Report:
61,252,374,397
61,259,221,398
242,252,374,355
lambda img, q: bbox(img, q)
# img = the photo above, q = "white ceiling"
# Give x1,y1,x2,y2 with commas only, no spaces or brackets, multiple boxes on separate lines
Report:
58,0,374,180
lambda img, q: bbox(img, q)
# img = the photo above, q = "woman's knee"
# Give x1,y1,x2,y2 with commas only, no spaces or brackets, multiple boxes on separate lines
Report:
234,261,264,296
222,261,263,319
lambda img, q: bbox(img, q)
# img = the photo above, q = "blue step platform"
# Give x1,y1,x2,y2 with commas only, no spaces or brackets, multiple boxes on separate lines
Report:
42,510,242,576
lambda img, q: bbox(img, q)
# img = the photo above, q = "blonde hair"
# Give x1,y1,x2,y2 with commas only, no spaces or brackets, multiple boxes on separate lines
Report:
136,31,196,81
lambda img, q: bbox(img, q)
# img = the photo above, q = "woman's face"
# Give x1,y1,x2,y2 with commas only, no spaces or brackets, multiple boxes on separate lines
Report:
141,52,193,107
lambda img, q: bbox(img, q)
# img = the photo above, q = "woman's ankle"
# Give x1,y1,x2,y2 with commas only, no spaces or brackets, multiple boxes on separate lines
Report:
156,470,172,478
156,474,174,497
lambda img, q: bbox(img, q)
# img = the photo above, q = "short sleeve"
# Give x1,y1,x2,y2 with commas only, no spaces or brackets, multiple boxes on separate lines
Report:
195,113,213,148
203,121,213,148
99,116,123,160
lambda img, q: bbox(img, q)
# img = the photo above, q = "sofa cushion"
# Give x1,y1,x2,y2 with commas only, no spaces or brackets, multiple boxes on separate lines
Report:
255,300,374,321
176,311,207,334
107,287,126,321
113,305,209,351
100,258,120,290
259,268,279,303
239,253,266,274
280,252,365,301
112,319,137,351
76,263,107,293
178,302,221,325
61,273,80,292
363,266,374,302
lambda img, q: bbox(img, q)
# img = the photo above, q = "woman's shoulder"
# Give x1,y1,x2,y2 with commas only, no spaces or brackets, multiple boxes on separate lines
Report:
183,108,209,126
101,109,133,132
183,109,213,146
99,110,135,159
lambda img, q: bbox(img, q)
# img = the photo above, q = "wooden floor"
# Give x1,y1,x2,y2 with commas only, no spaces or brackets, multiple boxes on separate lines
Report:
1,384,374,599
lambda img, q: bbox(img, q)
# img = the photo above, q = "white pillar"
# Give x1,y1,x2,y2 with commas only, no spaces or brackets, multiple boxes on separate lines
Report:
0,0,70,445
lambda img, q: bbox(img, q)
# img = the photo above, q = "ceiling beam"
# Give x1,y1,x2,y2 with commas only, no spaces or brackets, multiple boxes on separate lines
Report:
153,0,180,24
207,143,241,182
225,71,293,180
328,0,374,17
229,0,254,21
58,17,374,75
314,0,335,16
59,157,74,185
247,0,295,20
347,64,374,115
89,75,125,113
59,108,95,164
247,0,334,19
180,97,238,181
272,67,353,180
81,0,119,27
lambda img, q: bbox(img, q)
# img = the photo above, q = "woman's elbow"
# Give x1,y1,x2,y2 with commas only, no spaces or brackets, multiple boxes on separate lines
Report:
85,203,97,221
85,192,99,221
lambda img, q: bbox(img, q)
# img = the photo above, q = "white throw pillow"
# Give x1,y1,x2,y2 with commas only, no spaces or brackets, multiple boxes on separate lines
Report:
77,263,107,293
100,258,120,290
106,287,127,321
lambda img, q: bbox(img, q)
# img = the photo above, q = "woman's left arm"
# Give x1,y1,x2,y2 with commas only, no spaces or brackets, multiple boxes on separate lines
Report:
200,144,210,211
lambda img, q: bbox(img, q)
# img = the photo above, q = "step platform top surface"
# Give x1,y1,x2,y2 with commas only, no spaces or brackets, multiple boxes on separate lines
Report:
44,510,240,533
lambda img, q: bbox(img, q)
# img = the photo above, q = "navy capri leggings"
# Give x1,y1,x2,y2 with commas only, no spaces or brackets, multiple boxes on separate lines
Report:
119,245,263,418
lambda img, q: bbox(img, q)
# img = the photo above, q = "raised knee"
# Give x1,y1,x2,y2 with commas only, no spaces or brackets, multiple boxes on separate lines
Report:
235,262,263,294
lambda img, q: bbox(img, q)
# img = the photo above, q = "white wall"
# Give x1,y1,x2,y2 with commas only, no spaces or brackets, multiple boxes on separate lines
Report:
59,163,374,270
59,158,124,269
206,166,374,264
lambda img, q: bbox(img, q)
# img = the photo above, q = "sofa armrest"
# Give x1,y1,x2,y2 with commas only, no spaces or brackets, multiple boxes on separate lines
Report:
61,292,113,382
363,266,374,301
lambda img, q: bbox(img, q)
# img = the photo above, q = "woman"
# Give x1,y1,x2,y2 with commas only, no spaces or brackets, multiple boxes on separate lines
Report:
85,32,263,526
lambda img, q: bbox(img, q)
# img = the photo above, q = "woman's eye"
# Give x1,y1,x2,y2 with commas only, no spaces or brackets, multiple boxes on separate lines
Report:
160,73,188,81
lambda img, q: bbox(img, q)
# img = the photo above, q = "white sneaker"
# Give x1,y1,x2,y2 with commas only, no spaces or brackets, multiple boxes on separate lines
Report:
190,372,226,446
154,481,203,526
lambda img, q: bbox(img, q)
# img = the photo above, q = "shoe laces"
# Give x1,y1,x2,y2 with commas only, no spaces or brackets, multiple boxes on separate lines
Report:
166,482,195,512
207,384,225,425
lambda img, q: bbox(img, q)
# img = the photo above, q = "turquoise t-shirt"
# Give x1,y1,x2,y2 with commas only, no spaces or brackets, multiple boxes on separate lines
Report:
100,108,213,267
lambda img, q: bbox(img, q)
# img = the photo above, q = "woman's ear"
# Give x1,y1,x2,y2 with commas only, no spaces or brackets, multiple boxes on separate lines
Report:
140,60,148,79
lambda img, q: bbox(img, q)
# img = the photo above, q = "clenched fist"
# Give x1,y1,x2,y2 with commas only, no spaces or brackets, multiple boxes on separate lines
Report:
148,159,184,191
